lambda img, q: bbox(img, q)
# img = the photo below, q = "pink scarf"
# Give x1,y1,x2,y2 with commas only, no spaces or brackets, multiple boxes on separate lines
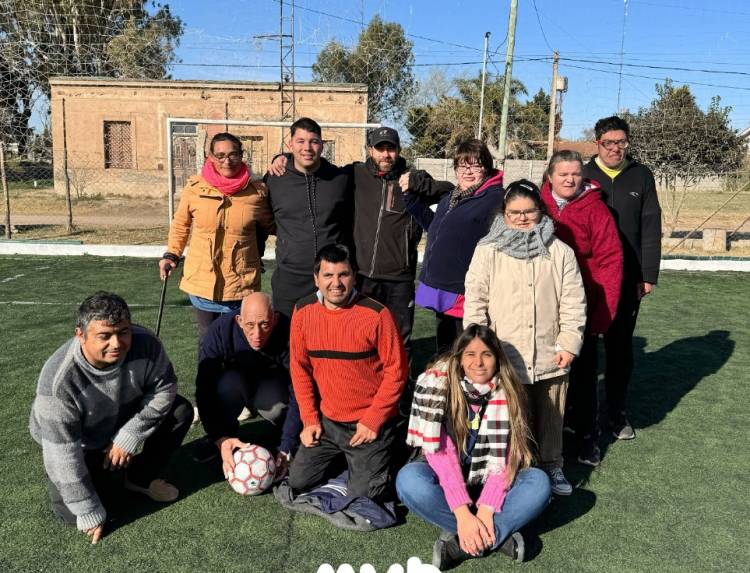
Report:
201,159,251,196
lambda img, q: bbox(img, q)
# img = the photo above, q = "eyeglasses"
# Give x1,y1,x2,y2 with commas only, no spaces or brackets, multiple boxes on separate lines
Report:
597,139,629,150
456,164,484,173
505,208,540,219
212,151,242,162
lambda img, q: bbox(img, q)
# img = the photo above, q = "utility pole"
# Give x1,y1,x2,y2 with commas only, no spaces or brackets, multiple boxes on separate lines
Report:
498,0,518,165
617,0,628,113
546,51,559,160
255,0,296,150
478,31,490,140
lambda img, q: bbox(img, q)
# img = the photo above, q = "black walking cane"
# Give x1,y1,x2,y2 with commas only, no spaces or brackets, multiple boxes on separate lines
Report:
155,272,169,338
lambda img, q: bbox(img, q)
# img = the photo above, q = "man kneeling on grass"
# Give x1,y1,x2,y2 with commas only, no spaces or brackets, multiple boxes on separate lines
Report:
287,244,408,503
194,291,302,479
29,292,192,544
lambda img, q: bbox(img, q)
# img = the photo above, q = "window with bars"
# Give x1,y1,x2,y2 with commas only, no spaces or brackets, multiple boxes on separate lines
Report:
104,121,133,169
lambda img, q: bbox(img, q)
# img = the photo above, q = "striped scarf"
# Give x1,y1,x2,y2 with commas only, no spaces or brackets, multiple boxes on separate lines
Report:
407,363,510,484
448,177,487,210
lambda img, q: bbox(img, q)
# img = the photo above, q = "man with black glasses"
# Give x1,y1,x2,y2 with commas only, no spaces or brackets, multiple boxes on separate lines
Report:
582,116,662,441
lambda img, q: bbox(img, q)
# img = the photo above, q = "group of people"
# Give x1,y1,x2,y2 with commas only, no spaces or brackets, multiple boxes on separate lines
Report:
30,115,661,569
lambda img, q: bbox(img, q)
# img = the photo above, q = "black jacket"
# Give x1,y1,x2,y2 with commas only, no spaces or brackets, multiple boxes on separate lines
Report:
194,312,301,454
351,157,451,281
266,158,354,278
583,157,662,285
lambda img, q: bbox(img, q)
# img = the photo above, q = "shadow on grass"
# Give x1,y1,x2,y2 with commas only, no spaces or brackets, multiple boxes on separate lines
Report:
628,330,734,430
105,417,283,535
558,329,733,522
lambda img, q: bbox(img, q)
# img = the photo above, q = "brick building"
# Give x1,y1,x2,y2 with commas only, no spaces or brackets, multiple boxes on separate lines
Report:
49,77,369,197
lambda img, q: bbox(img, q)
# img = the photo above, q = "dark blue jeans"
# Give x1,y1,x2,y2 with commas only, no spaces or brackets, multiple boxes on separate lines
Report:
396,463,550,550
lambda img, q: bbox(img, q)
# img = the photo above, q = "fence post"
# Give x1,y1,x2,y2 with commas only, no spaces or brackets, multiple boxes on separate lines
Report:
61,98,74,232
1,142,10,239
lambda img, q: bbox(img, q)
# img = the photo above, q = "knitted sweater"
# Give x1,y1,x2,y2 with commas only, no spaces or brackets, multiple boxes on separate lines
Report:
426,428,509,512
290,293,407,433
29,326,177,531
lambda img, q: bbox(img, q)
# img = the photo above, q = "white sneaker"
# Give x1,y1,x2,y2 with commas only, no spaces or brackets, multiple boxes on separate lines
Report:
237,407,252,422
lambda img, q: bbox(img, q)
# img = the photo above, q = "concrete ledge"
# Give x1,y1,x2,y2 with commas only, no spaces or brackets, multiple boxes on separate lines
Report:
1,242,748,271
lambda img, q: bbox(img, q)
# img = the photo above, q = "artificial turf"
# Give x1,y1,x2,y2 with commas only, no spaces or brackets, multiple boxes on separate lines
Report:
0,255,747,572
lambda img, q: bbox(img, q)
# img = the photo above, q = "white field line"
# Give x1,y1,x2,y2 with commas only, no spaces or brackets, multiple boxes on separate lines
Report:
0,301,188,307
1,242,749,271
1,273,25,283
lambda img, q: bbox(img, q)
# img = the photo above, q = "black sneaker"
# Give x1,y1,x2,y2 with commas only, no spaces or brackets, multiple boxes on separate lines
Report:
192,435,218,463
611,413,635,440
577,438,601,467
432,533,470,570
498,531,525,562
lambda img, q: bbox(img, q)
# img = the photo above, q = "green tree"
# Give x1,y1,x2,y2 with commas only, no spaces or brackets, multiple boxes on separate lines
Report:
312,16,415,122
0,1,183,150
405,73,551,159
625,80,746,231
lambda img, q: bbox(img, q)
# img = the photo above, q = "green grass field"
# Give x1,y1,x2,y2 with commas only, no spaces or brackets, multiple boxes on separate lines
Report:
1,256,748,572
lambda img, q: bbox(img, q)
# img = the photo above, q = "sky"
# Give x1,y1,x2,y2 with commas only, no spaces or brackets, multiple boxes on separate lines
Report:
167,0,750,140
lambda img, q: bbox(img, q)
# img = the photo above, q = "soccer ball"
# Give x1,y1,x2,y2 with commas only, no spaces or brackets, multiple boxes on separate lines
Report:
226,444,276,496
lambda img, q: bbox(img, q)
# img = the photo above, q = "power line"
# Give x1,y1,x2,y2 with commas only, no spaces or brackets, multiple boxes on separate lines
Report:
529,0,553,53
272,0,483,52
559,62,750,92
560,57,750,77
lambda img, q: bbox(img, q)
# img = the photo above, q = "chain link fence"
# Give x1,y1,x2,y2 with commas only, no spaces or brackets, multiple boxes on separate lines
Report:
1,1,748,251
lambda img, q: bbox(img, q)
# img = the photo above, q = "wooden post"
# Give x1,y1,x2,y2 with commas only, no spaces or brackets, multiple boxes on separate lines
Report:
61,98,74,232
1,142,11,239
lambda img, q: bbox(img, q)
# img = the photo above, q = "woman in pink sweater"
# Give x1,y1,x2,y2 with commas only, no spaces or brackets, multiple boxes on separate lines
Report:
396,324,551,570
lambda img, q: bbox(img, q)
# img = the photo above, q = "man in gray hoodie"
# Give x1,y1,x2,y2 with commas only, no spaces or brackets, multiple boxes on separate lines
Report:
29,292,192,544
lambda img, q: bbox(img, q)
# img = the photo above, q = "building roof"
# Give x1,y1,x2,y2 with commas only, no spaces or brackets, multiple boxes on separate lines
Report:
48,77,368,93
554,140,598,159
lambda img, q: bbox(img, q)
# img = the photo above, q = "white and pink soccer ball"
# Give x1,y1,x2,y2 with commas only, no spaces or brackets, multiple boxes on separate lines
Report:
226,444,276,496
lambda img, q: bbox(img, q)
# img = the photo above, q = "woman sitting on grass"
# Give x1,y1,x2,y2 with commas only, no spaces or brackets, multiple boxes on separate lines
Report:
396,325,551,570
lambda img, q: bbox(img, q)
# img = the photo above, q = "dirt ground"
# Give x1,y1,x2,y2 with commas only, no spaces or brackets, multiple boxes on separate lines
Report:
2,188,749,254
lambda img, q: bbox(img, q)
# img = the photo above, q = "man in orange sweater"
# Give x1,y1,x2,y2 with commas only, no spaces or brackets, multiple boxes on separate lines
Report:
288,243,408,501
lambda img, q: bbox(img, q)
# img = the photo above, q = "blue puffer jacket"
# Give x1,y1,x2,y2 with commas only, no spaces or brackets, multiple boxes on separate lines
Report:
404,171,504,294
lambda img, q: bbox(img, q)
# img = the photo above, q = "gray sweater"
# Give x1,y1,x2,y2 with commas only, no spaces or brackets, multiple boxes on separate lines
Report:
29,325,177,530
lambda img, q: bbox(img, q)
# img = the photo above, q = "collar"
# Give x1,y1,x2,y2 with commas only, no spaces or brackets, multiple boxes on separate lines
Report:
315,288,359,307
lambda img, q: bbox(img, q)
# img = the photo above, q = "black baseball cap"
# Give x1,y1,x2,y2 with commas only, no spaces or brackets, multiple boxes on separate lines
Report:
369,127,400,148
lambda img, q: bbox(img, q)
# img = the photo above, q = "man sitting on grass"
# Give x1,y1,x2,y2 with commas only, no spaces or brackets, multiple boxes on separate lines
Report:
288,244,408,502
194,291,301,479
29,292,192,544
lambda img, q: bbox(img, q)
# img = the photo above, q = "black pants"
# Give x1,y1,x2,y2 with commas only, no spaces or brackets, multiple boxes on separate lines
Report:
603,292,641,419
357,275,415,359
435,313,464,355
212,369,289,436
47,395,193,524
567,333,599,440
272,268,316,320
288,416,396,501
194,308,221,356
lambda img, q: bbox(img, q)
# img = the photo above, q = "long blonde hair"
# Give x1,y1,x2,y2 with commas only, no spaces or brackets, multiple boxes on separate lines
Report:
435,324,535,485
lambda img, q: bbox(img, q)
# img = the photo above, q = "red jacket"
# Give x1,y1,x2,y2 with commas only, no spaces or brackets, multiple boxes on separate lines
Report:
541,179,623,334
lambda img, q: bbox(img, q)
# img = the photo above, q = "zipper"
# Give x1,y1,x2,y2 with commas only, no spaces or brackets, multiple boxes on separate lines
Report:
404,224,410,270
368,178,387,277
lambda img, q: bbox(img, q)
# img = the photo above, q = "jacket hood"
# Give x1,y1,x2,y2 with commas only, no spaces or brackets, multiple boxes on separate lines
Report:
474,169,504,193
541,178,602,213
285,156,337,178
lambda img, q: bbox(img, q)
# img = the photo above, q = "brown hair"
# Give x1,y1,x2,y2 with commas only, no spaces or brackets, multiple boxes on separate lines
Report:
433,324,535,485
453,139,495,173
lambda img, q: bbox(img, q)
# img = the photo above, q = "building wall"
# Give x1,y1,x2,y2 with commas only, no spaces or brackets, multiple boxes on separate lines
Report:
49,79,369,197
